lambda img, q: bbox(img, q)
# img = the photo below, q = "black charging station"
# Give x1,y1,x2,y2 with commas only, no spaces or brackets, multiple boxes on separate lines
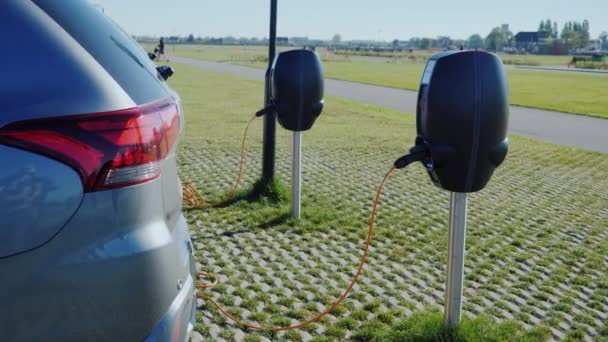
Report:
270,49,324,131
267,49,325,218
414,50,509,193
193,43,512,329
397,50,510,327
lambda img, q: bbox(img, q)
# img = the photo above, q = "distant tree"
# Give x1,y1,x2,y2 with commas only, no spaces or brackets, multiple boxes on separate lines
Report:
538,20,546,33
419,38,432,49
409,37,421,48
538,19,557,38
467,34,484,49
392,39,399,47
223,35,236,44
561,20,590,49
485,27,507,51
580,19,590,47
552,22,559,38
332,34,342,45
600,31,608,50
436,36,453,48
187,34,194,43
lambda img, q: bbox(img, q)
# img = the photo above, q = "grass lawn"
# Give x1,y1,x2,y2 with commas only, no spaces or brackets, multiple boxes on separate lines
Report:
169,63,608,341
157,44,608,119
332,51,572,67
496,53,573,67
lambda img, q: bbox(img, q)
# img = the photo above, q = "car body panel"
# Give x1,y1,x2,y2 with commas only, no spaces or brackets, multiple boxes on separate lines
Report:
0,145,83,258
0,179,193,341
0,1,195,341
0,0,135,126
33,0,171,105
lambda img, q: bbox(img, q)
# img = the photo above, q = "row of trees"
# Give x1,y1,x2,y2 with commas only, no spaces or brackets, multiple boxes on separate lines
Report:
408,36,465,49
409,29,508,51
160,19,607,53
481,19,601,52
538,19,559,39
408,19,603,53
484,27,511,51
559,20,591,49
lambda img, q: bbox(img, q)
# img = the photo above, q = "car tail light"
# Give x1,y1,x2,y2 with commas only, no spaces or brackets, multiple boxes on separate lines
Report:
0,97,180,192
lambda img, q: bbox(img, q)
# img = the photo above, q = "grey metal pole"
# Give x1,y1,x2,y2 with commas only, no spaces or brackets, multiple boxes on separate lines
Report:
444,192,468,326
291,131,302,218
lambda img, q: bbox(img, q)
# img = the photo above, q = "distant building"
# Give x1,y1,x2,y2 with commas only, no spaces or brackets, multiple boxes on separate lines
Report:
290,37,309,46
512,31,550,52
277,37,289,45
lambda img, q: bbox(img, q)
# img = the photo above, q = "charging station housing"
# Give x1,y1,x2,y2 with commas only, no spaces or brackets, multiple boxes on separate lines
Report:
416,50,509,193
270,49,324,131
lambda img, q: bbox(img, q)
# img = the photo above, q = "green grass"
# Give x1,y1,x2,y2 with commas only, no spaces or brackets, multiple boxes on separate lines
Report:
496,53,572,66
159,44,608,119
352,309,552,341
507,68,608,117
170,63,608,340
334,50,572,67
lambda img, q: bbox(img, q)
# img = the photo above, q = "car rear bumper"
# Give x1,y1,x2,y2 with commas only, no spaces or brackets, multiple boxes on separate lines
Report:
144,216,197,342
0,179,196,341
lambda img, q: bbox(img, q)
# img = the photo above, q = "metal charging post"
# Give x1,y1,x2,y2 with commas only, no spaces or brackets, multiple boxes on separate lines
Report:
291,131,302,218
444,192,468,326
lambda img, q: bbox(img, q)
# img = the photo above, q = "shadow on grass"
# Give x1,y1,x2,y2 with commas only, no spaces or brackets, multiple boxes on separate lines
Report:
184,176,289,213
212,212,292,237
257,213,293,229
220,176,288,207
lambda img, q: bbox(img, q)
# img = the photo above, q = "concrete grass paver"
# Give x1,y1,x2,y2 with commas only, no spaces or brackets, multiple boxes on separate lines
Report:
183,143,608,341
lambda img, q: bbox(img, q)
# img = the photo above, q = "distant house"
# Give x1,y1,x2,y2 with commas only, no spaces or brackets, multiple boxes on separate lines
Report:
512,31,550,52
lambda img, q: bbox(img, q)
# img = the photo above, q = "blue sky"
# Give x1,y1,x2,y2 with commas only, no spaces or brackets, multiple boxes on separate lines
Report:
93,0,607,40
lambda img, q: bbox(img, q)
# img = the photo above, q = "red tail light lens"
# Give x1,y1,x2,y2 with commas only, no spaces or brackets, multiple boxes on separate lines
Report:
0,97,180,192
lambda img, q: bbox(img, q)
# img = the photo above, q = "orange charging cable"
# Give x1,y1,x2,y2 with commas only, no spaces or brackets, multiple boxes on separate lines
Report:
195,166,397,331
183,114,257,208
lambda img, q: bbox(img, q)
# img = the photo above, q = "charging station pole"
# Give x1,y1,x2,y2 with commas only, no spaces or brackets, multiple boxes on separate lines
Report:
262,0,278,181
268,49,323,220
291,132,302,218
444,192,468,326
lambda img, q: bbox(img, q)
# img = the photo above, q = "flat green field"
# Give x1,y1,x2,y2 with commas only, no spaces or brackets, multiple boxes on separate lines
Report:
496,53,572,66
156,44,608,119
169,63,608,341
334,51,572,67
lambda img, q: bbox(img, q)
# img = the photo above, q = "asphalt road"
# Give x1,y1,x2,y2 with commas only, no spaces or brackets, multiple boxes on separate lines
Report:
512,65,608,74
171,56,608,154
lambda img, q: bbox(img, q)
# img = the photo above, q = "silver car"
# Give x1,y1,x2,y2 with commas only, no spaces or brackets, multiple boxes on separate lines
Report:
0,1,195,341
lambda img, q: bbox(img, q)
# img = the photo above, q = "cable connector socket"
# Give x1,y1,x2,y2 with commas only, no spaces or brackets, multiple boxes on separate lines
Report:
393,144,428,169
256,105,274,117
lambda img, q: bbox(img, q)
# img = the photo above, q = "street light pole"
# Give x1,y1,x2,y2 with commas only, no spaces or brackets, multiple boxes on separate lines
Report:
262,0,278,182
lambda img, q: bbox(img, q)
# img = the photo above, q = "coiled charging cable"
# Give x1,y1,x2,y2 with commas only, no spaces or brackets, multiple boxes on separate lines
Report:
183,114,258,208
195,166,395,331
189,113,427,331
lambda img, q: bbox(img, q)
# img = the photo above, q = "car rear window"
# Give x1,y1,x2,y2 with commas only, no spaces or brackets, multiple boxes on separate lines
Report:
33,0,169,105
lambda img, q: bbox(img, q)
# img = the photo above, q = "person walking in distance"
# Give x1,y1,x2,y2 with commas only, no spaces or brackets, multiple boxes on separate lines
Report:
158,37,165,60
